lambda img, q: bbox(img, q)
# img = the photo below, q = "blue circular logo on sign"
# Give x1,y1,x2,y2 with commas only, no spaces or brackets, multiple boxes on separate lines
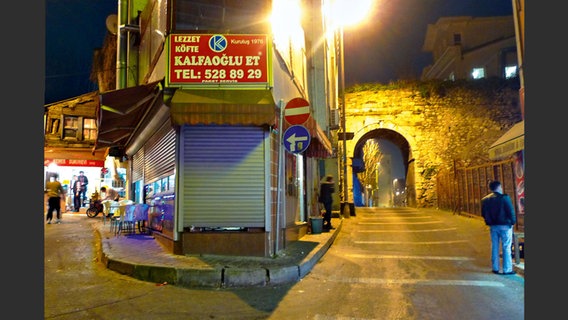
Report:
209,35,227,52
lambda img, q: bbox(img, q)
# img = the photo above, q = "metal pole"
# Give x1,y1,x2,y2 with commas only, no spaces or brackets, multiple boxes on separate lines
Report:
275,99,285,256
339,27,349,218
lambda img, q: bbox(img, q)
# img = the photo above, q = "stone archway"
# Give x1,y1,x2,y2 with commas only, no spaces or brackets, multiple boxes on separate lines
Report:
345,122,422,208
341,82,521,208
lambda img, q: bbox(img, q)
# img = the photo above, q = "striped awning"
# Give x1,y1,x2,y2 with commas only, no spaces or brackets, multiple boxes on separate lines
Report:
488,121,524,161
170,89,277,126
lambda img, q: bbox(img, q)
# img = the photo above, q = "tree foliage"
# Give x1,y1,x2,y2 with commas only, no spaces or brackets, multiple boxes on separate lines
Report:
359,139,383,190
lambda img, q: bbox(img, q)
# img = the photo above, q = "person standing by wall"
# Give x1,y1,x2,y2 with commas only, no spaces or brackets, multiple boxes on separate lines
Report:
481,180,517,275
319,175,335,230
45,174,65,224
71,175,82,212
78,171,89,207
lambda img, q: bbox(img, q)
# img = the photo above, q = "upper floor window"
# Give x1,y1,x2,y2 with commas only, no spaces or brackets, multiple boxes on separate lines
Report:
173,0,270,33
58,115,97,141
63,115,79,139
83,118,97,140
505,65,518,79
453,33,462,45
471,67,485,79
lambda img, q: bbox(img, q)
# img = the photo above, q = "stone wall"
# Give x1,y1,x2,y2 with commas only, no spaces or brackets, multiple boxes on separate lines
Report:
344,79,522,207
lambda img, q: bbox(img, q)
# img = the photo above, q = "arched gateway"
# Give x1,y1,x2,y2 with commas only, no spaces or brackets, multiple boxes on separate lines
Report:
341,82,521,208
345,122,421,208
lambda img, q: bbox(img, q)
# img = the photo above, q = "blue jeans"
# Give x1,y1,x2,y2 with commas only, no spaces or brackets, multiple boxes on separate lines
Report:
490,225,513,273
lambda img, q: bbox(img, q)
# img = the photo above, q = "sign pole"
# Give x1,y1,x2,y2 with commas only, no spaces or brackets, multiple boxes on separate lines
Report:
275,99,285,256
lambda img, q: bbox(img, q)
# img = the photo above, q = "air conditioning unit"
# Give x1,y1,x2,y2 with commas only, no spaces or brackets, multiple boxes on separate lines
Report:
330,108,340,130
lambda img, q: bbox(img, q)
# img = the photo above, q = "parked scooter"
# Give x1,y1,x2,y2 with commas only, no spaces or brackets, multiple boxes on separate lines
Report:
86,191,104,218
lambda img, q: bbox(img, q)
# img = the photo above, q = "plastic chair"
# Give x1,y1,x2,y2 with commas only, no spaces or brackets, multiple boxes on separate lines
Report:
118,204,136,235
133,203,150,234
108,200,122,234
112,200,135,235
101,200,114,225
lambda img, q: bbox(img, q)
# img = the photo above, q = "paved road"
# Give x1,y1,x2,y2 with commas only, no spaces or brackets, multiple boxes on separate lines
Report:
44,213,293,319
44,208,524,319
267,207,525,319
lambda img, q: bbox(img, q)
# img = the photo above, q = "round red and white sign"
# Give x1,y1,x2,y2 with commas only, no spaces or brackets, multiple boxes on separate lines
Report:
284,97,310,125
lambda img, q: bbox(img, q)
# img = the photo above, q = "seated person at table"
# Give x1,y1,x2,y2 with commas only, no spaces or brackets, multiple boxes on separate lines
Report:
100,186,120,202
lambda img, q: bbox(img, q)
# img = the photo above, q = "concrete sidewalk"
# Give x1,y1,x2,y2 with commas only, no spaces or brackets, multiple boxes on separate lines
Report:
87,208,523,287
91,215,343,288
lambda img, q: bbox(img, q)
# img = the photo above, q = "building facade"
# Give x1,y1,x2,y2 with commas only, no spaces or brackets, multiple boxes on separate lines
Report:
86,0,343,257
421,15,518,81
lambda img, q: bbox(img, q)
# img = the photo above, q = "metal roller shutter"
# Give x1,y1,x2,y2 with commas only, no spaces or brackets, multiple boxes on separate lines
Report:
144,122,176,183
180,125,266,228
132,148,144,182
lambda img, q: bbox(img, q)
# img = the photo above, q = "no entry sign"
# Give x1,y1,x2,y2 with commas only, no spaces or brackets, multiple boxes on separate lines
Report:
284,97,310,125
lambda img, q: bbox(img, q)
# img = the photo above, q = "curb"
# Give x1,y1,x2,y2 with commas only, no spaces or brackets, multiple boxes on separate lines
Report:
95,219,342,288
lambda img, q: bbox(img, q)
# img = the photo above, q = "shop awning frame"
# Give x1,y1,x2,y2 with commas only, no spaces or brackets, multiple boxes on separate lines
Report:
170,89,277,126
94,80,162,151
488,120,524,161
170,88,333,158
44,147,107,167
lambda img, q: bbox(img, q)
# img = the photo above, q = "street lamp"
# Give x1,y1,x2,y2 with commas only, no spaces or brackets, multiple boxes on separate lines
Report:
338,26,349,217
329,0,373,217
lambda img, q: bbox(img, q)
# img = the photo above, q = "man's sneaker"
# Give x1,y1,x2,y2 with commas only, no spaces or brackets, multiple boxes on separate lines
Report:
47,220,52,224
56,219,61,224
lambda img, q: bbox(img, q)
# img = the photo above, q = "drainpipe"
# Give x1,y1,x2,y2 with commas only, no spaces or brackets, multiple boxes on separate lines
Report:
116,0,128,89
117,1,140,89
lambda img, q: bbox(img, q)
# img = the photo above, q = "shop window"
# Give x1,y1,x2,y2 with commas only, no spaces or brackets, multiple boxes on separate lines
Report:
167,174,175,191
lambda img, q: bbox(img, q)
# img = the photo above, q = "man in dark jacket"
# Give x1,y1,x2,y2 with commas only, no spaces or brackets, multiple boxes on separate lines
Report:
319,175,335,230
481,180,517,275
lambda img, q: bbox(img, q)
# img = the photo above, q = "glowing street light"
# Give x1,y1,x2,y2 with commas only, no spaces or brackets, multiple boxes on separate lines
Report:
326,0,373,217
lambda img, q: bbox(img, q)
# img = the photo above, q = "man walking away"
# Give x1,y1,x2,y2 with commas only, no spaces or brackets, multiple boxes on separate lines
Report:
46,174,65,224
481,180,517,275
319,175,335,230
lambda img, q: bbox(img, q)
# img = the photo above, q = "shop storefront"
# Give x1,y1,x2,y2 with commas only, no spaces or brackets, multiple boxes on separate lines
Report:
488,120,525,231
44,157,105,212
44,148,127,213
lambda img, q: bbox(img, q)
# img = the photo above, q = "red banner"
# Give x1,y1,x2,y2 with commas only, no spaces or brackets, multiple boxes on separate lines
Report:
44,159,105,167
168,34,269,85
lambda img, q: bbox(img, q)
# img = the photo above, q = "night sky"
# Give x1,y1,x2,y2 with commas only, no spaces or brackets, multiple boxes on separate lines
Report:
45,0,116,104
343,0,514,86
45,0,513,103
